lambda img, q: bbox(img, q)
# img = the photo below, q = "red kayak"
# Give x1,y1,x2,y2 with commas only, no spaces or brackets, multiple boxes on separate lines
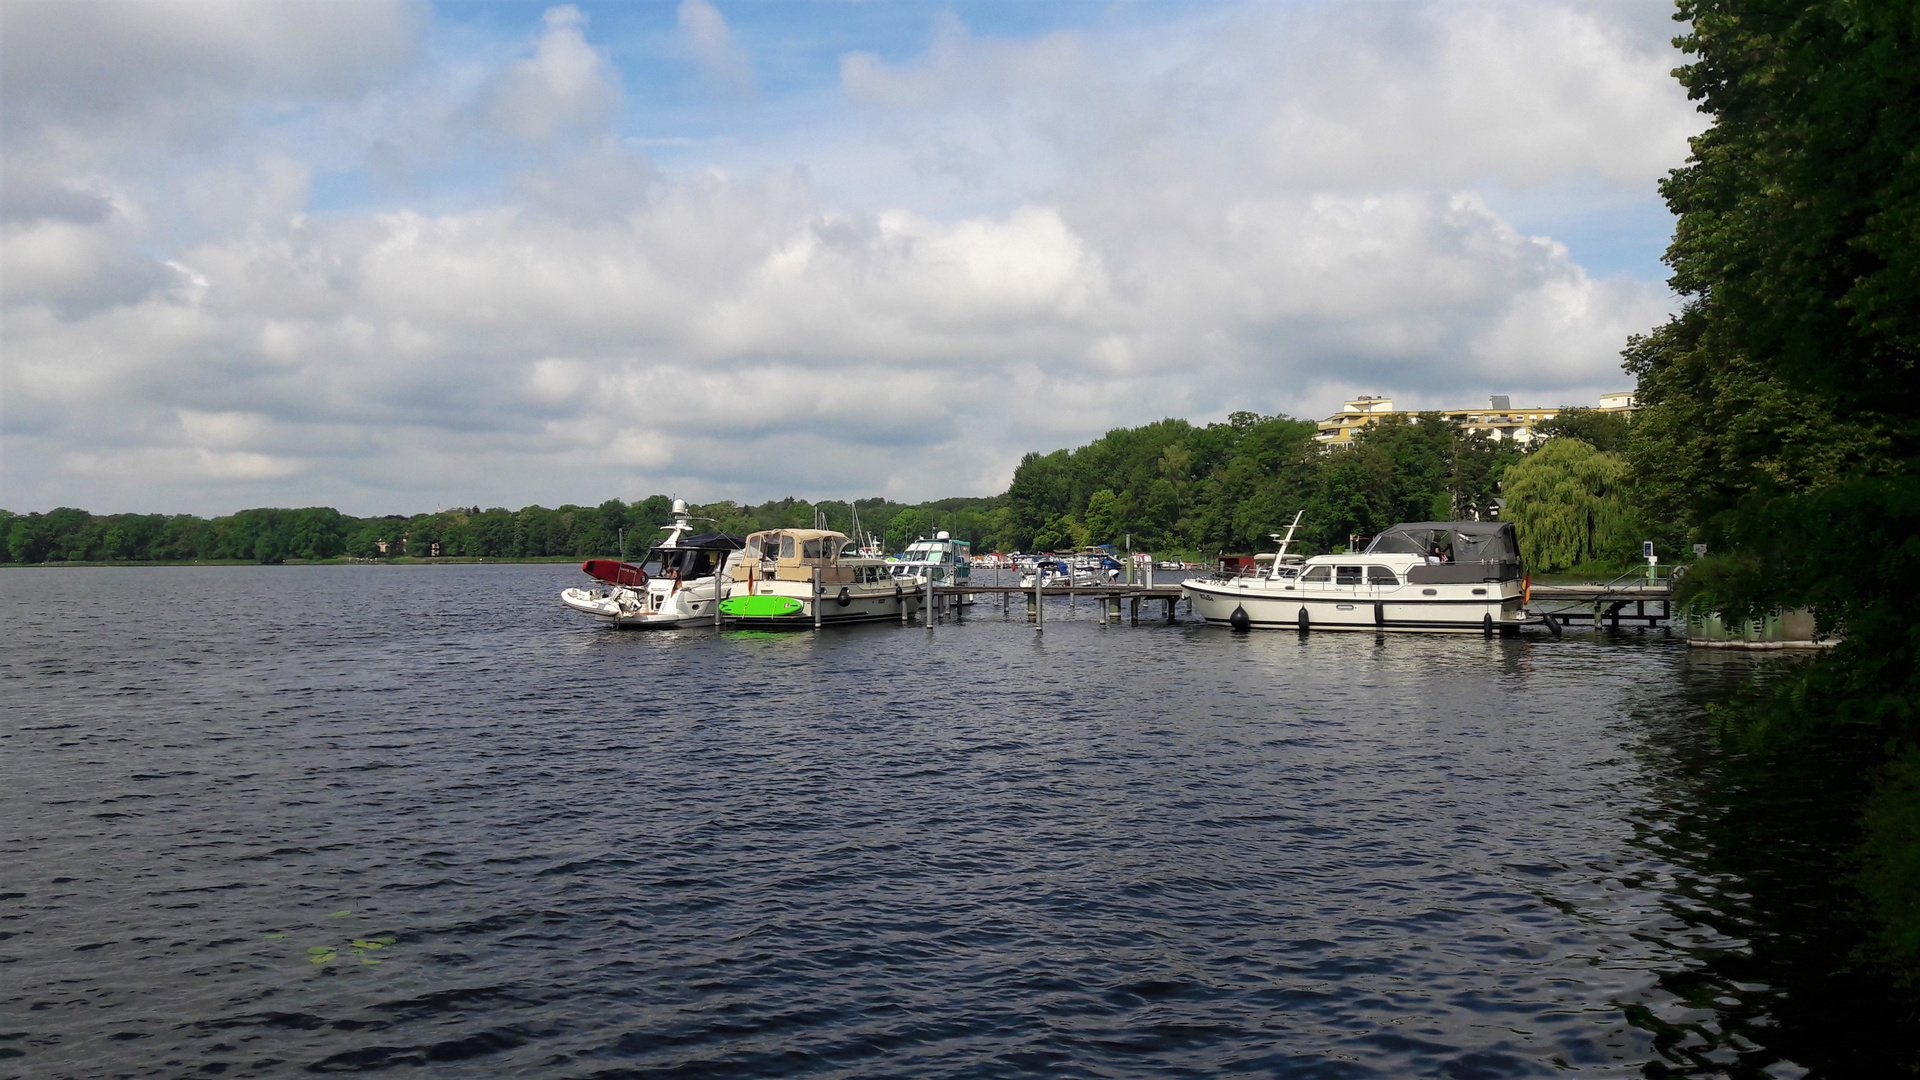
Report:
581,559,647,586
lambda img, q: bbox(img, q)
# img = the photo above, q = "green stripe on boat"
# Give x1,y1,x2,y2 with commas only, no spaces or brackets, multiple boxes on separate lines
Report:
720,595,804,618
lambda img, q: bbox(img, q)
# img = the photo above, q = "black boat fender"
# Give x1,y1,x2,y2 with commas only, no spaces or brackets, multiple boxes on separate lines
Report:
837,586,852,607
1297,607,1310,632
1229,605,1251,632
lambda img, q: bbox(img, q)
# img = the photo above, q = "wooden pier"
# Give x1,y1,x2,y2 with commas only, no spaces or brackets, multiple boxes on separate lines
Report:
929,571,1677,633
935,583,1188,626
1526,581,1674,632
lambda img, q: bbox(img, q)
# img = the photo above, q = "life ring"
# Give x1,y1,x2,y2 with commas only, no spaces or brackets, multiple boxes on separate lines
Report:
837,586,852,607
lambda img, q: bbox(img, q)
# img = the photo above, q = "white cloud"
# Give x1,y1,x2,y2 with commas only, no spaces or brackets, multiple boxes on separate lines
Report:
0,0,1700,516
482,5,621,146
677,0,757,99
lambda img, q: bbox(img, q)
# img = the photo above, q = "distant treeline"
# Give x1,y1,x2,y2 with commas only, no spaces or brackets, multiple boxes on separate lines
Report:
3,409,1635,568
0,496,1002,566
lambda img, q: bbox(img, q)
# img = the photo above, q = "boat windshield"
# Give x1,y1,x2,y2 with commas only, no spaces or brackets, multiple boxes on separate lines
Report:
1366,532,1429,555
646,547,727,579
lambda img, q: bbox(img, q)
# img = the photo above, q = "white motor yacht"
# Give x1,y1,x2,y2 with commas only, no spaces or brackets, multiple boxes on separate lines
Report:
1183,520,1528,634
560,500,743,628
889,531,973,603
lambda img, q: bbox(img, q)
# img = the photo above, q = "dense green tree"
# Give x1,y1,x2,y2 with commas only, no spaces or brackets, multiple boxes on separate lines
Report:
1498,439,1633,571
1532,408,1631,454
884,508,932,552
1627,0,1920,968
1029,514,1086,553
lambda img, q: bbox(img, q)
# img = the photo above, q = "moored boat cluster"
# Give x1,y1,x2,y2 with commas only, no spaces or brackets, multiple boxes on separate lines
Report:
562,502,1535,635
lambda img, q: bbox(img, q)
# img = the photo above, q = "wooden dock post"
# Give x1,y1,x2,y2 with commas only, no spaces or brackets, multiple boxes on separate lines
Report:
1129,596,1139,625
813,567,822,630
1034,578,1044,632
925,574,935,625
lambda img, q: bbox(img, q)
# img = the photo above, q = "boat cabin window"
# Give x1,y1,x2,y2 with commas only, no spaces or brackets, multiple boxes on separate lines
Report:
1335,566,1363,585
802,539,822,559
779,535,795,559
1367,566,1398,585
1301,566,1331,583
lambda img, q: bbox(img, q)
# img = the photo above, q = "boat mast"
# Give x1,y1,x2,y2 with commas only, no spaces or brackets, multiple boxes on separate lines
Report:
1267,507,1313,576
1273,510,1305,560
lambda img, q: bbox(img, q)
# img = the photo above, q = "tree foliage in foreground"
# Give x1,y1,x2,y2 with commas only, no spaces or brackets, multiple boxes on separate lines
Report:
1630,0,1920,968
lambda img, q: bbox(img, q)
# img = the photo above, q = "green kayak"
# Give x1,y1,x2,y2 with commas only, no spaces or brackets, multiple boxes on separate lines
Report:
720,595,804,618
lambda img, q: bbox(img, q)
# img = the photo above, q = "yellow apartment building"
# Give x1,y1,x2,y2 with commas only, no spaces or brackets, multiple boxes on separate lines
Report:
1313,392,1636,445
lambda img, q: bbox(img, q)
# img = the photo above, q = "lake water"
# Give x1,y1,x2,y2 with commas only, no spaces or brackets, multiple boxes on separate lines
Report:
2,564,1912,1078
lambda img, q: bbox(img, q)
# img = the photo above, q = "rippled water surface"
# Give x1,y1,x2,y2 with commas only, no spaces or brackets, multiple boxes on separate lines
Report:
2,565,1911,1078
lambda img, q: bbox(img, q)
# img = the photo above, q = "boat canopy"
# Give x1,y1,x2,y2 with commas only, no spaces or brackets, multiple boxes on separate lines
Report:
744,528,861,563
643,535,741,580
1366,521,1518,560
1362,521,1523,582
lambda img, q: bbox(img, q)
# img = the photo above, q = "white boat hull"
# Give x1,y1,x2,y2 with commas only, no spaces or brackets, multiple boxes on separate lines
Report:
1183,577,1526,633
560,581,725,628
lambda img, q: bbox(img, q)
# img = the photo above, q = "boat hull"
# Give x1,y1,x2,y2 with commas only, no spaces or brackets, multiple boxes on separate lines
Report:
560,584,725,628
723,586,923,629
1182,577,1525,633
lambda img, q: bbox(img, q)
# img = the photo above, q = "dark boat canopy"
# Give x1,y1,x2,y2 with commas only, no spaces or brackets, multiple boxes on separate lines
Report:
1365,521,1522,582
1366,521,1517,559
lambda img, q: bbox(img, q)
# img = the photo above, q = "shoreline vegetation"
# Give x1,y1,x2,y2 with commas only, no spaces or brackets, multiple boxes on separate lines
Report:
2,405,1643,572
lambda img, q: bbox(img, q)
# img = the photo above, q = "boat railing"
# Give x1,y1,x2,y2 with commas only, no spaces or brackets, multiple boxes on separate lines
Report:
1594,562,1680,592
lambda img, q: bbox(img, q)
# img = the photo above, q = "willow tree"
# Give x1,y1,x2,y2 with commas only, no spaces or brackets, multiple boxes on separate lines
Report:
1499,439,1632,572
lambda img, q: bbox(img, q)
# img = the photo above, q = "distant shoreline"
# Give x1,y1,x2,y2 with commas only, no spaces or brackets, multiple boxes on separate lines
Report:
0,556,594,568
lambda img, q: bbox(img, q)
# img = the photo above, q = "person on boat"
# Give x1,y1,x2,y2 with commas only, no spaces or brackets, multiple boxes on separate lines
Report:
1427,540,1449,564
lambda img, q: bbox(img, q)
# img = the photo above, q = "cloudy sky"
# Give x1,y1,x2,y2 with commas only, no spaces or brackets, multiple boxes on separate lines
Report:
1,0,1701,516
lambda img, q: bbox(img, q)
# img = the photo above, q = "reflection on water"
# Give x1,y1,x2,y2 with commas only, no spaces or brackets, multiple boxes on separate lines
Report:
0,564,1912,1077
